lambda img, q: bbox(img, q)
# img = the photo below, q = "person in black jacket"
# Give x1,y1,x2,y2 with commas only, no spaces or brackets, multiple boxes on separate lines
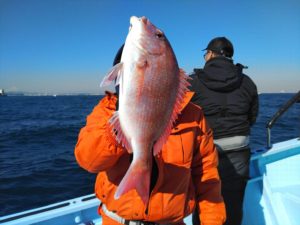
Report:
189,37,258,225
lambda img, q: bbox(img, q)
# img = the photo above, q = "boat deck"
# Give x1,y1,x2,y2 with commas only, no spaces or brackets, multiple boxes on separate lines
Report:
243,137,300,225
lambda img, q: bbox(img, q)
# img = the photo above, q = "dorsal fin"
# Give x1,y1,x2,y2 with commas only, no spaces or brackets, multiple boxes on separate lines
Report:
153,69,191,155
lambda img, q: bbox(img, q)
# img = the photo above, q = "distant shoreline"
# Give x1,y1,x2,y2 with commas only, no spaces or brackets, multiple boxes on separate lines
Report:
3,92,298,97
3,93,105,97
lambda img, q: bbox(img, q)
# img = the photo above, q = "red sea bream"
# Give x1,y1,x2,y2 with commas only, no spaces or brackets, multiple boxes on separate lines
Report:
100,16,189,205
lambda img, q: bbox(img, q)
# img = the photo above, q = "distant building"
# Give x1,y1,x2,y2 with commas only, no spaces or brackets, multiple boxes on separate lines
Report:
0,89,6,96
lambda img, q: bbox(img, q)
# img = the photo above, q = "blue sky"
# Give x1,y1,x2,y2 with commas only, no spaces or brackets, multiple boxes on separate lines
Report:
0,0,299,94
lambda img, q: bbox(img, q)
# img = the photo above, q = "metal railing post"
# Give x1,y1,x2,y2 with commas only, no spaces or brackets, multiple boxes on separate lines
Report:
266,90,300,149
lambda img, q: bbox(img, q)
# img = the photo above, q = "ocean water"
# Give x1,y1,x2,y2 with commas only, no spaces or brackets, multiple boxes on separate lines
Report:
0,93,299,216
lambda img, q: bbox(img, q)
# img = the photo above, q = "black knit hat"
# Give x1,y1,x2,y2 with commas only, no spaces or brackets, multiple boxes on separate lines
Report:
113,44,124,105
113,44,124,66
203,37,234,58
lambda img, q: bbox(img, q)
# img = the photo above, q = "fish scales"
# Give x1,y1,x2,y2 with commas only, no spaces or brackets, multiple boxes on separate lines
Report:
100,16,189,205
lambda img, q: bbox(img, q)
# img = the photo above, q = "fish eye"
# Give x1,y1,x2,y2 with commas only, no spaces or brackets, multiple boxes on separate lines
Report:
155,31,164,39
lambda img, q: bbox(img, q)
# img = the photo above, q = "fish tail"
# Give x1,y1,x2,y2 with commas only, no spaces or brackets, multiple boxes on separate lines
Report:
114,160,151,205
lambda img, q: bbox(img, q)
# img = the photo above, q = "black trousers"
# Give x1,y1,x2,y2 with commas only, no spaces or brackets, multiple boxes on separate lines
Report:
193,147,250,225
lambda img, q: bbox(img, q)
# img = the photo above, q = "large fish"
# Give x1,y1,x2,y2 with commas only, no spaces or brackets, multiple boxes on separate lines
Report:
100,16,189,205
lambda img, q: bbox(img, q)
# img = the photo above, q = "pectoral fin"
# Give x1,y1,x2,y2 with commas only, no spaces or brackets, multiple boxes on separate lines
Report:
100,62,123,87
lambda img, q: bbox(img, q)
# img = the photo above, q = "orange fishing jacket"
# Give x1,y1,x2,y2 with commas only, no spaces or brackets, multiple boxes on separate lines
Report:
75,91,226,225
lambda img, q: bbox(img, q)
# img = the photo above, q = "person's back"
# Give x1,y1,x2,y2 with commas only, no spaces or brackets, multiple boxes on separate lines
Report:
189,37,258,225
190,57,258,140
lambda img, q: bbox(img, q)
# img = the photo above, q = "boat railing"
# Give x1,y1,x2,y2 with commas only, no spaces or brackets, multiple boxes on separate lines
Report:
266,90,300,149
0,194,99,224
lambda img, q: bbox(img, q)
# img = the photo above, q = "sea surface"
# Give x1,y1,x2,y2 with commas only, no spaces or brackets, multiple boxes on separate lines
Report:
0,93,299,216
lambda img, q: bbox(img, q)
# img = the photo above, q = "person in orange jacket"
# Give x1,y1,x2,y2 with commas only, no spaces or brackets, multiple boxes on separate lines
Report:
74,46,226,225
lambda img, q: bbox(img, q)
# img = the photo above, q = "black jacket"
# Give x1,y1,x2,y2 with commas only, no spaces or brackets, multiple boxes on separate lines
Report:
189,57,258,139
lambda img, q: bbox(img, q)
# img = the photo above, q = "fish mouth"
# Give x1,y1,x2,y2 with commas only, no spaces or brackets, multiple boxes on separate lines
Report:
130,16,149,26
